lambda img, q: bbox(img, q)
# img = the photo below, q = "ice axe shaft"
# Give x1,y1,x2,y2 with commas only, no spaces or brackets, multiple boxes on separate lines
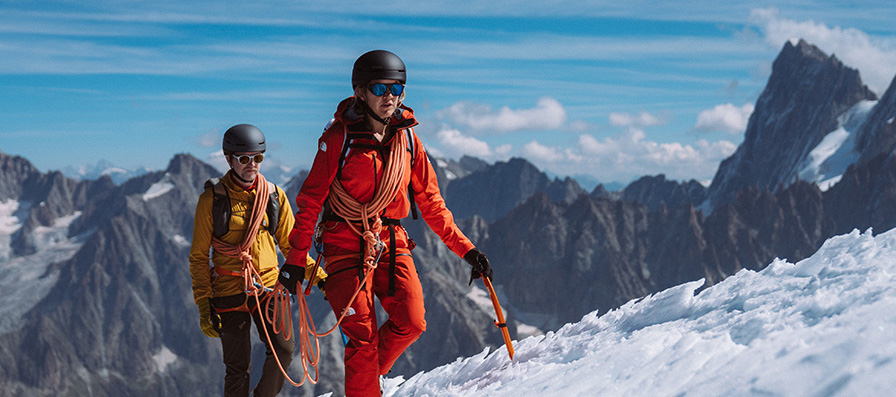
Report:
304,252,324,296
482,276,514,360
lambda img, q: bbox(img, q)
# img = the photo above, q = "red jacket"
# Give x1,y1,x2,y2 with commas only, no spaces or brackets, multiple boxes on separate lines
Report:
286,97,475,266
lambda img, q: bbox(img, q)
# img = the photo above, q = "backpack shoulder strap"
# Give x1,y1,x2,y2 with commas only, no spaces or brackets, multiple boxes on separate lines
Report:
406,128,416,164
406,128,419,220
265,181,280,236
205,178,230,238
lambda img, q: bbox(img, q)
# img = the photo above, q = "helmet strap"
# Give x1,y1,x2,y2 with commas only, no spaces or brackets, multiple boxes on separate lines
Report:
359,98,391,126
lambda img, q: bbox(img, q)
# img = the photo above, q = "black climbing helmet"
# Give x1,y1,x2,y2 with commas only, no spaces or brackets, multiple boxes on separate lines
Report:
222,124,266,154
351,50,406,88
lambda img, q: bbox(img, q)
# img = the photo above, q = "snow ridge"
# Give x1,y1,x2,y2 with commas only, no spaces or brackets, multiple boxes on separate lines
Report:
385,229,896,396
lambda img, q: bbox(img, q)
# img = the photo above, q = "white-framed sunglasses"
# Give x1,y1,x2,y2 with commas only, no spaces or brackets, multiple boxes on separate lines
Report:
231,154,264,165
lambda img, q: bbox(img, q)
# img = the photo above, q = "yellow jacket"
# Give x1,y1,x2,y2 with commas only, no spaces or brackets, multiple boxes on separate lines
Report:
189,171,315,303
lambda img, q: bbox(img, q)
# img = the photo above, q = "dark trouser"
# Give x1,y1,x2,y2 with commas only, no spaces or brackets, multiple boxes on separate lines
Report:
213,293,295,397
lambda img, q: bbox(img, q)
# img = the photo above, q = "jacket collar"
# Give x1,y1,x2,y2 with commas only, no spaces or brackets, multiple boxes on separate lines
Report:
334,96,418,132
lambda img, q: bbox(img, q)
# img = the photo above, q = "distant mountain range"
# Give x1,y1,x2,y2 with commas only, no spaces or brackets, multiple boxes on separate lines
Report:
2,39,896,396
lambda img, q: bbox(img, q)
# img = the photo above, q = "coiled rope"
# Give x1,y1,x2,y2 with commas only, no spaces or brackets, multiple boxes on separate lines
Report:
209,174,305,386
212,126,410,387
289,124,411,386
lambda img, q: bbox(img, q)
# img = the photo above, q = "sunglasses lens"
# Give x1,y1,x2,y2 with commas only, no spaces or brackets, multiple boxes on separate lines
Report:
235,154,263,164
369,83,387,96
390,84,404,96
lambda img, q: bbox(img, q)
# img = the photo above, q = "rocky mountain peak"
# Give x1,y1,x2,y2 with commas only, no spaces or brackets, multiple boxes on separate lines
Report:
706,39,877,209
620,174,707,211
0,151,42,201
856,75,896,163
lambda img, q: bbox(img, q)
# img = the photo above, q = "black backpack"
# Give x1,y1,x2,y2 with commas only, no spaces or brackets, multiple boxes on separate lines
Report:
204,178,280,238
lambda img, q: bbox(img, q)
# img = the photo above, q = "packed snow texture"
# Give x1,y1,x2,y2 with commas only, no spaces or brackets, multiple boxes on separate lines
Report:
374,228,896,397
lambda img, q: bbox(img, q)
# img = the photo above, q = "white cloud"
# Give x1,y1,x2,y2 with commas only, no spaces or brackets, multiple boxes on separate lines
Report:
494,144,513,157
204,150,229,172
694,103,755,134
196,129,220,147
436,97,567,134
525,128,736,183
522,141,565,163
749,7,896,94
435,128,493,158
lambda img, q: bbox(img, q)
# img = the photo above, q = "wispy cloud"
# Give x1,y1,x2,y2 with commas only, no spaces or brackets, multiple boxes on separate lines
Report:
749,7,896,94
521,128,736,183
195,129,221,148
693,103,755,134
435,97,567,134
433,128,493,158
609,110,668,129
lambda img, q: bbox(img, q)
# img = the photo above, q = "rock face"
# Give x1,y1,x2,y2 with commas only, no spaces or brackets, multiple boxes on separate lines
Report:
618,174,707,211
856,75,896,163
444,157,586,222
706,39,877,209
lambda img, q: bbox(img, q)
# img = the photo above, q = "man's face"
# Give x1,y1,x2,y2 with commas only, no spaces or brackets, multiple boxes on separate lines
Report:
229,152,263,182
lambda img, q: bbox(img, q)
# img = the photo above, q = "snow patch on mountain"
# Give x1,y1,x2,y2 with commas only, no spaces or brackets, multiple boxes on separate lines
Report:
0,199,26,262
0,207,84,334
379,228,896,397
798,100,877,190
143,177,175,201
153,346,179,373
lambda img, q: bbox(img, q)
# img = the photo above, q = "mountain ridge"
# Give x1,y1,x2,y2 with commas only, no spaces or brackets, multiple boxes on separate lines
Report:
3,37,896,396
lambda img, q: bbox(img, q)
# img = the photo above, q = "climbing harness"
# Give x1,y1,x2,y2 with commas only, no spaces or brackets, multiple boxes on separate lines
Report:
285,123,412,386
208,174,304,386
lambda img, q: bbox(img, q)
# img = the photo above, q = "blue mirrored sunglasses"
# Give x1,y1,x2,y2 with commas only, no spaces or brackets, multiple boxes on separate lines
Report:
367,83,404,97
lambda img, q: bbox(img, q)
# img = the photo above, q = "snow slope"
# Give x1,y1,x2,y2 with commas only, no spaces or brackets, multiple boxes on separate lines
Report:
377,228,896,396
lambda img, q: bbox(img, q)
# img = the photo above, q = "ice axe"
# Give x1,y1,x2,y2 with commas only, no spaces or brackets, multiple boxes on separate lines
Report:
482,276,514,360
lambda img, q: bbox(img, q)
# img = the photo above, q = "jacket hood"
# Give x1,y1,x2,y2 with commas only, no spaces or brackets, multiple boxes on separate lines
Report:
333,96,418,130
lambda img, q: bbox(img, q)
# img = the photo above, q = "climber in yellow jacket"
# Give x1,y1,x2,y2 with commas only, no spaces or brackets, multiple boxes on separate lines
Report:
188,123,325,396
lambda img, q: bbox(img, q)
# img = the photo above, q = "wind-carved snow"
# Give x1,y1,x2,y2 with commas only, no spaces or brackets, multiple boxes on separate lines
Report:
378,228,896,396
0,207,85,334
798,100,877,191
143,175,175,201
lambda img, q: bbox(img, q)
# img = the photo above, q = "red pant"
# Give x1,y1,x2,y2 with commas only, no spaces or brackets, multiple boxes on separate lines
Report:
324,248,426,397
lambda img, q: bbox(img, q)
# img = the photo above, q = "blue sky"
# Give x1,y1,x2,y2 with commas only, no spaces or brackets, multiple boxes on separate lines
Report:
2,1,895,187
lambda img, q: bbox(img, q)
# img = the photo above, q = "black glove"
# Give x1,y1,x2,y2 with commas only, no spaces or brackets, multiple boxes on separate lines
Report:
464,248,493,285
278,264,304,294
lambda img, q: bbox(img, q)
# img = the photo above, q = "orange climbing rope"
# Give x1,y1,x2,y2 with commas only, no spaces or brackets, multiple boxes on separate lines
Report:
209,174,308,386
285,125,410,385
327,123,408,267
208,126,410,387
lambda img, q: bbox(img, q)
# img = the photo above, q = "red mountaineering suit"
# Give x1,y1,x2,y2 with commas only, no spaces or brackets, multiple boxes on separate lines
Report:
286,97,475,396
